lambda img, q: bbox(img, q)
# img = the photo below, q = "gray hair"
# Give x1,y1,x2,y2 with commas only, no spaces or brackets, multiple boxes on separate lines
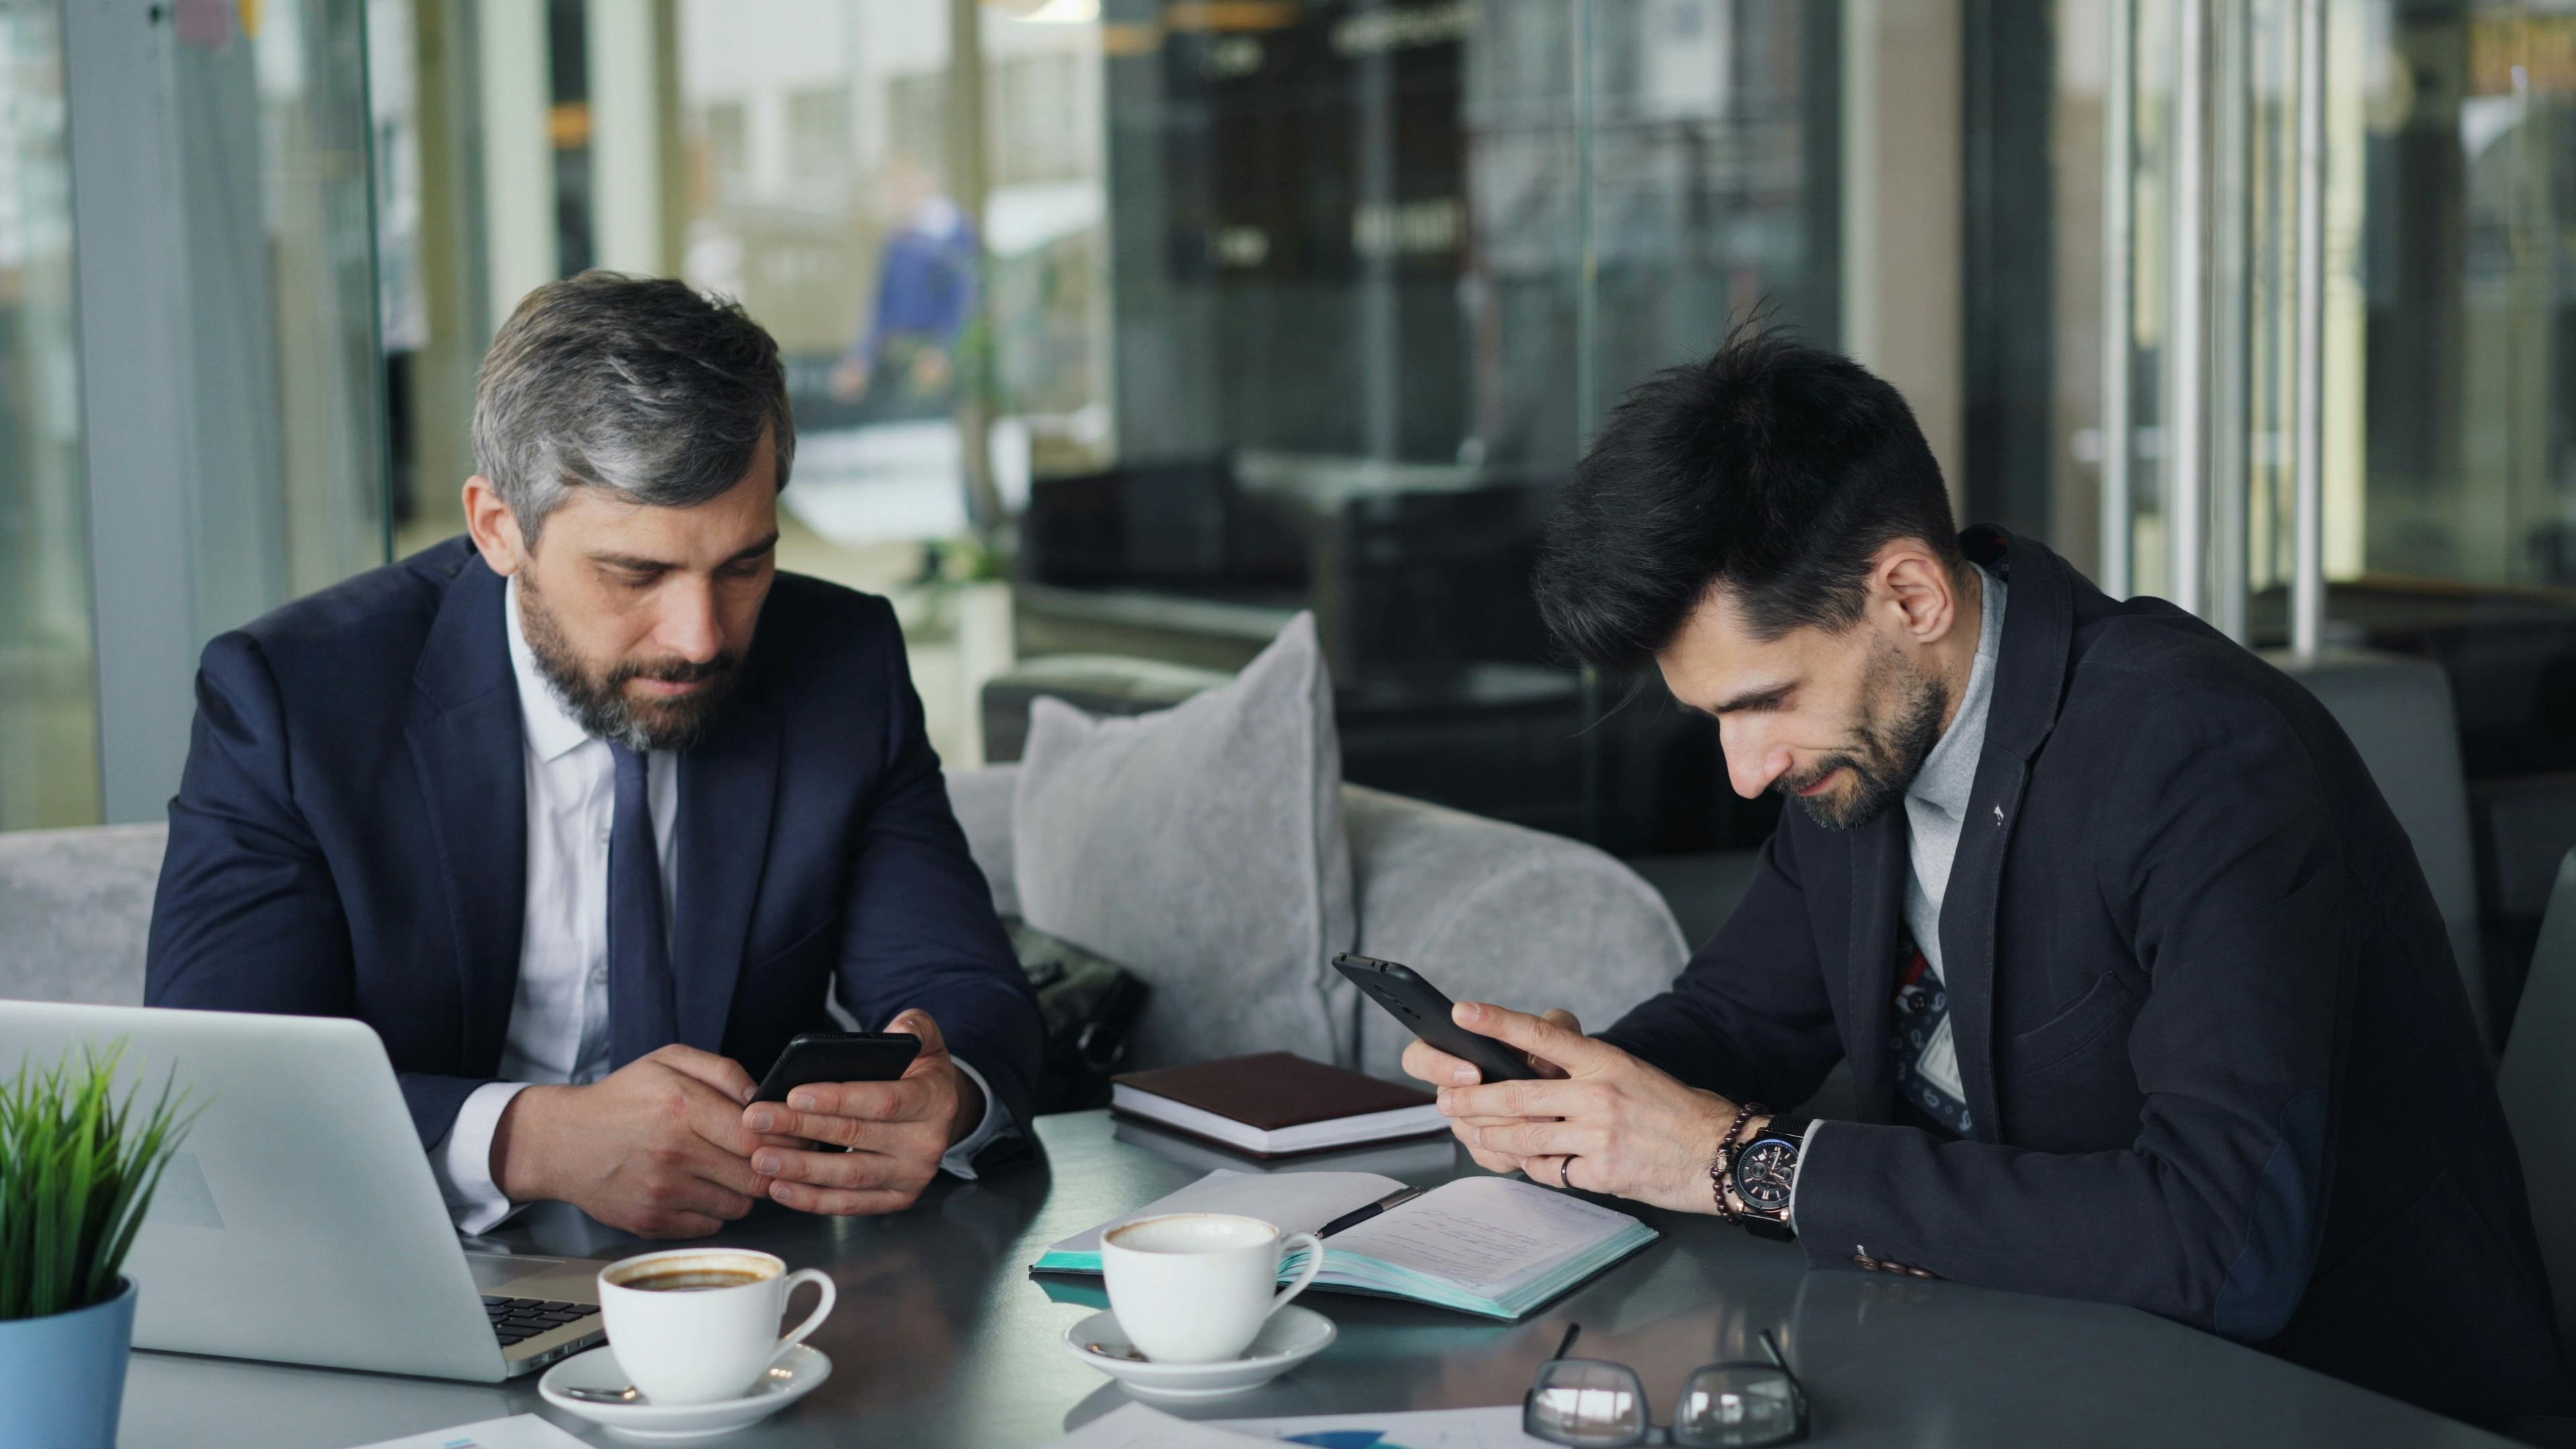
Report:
472,271,796,543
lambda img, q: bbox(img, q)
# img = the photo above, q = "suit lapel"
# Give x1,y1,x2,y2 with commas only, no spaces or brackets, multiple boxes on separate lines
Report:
673,698,780,1052
1843,810,1907,1123
1938,527,2078,1142
1937,754,2028,1142
405,557,527,1073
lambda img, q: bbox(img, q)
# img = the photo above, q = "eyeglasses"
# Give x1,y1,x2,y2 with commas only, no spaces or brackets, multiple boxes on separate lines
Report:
1521,1323,1809,1448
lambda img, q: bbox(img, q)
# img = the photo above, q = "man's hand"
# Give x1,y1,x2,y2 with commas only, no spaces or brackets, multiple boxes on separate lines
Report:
491,1044,795,1240
1400,1004,1584,1092
737,1009,983,1217
1413,1001,1749,1215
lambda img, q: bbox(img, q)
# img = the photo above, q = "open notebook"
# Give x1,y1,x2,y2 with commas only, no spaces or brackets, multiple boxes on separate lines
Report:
1030,1169,1657,1322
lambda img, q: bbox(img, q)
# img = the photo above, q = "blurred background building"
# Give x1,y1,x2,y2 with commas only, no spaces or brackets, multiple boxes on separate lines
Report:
3,0,2573,1022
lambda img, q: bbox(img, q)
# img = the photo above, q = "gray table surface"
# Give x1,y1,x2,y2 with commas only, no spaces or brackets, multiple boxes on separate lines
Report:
120,1110,2511,1448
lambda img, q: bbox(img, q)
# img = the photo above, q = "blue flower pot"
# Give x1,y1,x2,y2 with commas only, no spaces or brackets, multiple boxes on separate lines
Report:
0,1279,137,1449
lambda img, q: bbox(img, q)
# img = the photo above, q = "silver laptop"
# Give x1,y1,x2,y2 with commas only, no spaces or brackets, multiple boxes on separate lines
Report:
0,1002,608,1381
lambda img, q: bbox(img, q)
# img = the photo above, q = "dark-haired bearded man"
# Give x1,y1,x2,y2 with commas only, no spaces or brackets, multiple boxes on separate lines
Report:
1403,332,2563,1425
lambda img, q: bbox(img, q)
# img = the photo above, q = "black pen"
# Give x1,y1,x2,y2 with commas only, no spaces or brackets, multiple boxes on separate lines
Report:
1319,1187,1422,1238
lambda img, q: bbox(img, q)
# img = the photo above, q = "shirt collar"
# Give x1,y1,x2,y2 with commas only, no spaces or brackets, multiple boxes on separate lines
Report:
1907,562,2008,821
504,578,597,764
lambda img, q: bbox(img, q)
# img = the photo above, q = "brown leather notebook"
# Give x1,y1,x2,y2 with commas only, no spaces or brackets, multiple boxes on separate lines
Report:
1110,1052,1447,1159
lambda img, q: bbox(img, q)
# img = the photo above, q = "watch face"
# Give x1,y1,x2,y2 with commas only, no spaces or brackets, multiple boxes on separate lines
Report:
1733,1139,1798,1213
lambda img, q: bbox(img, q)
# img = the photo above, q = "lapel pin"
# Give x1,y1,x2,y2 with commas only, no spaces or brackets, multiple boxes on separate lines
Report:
1990,804,2006,826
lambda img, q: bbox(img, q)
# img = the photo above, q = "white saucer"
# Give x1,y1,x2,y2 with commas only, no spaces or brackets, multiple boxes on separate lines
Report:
1061,1305,1336,1399
538,1343,830,1442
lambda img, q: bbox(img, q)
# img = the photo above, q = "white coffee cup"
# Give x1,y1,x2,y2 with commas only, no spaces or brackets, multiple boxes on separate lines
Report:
596,1248,835,1405
1099,1212,1324,1364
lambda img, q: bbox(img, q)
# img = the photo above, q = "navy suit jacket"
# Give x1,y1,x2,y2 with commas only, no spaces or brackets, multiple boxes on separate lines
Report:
146,537,1043,1159
1599,527,2564,1425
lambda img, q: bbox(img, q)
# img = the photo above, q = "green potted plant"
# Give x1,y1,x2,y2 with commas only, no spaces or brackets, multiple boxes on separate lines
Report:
0,1042,194,1449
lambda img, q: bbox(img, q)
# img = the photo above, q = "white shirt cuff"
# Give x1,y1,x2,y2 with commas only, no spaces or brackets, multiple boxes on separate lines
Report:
938,1056,1018,1181
433,1081,533,1236
1786,1118,1825,1234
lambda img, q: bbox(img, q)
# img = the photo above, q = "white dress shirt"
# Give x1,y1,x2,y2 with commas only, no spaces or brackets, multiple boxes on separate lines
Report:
431,579,1012,1233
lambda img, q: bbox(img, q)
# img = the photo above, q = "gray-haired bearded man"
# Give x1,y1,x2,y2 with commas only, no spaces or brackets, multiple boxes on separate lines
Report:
148,272,1042,1239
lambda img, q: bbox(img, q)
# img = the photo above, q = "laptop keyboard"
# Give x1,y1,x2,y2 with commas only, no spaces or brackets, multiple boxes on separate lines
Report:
483,1295,596,1348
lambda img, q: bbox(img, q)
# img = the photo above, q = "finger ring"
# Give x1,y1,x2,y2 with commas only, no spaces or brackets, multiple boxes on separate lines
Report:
1557,1156,1574,1189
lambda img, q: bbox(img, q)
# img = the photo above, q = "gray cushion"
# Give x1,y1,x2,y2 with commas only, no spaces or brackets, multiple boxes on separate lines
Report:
1342,784,1687,1081
2265,648,2488,1044
945,763,1020,919
1012,613,1356,1070
0,824,167,1005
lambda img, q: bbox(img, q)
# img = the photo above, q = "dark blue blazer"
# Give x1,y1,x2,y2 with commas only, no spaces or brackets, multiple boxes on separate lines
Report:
1600,528,2564,1426
146,537,1043,1157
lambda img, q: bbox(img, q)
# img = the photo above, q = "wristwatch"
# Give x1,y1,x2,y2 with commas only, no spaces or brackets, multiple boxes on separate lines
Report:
1729,1117,1809,1242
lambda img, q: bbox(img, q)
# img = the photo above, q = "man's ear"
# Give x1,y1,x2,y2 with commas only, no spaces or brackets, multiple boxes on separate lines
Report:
1874,541,1960,645
461,476,529,578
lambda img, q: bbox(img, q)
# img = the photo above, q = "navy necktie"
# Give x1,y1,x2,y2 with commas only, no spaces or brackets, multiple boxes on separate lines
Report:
606,741,679,1069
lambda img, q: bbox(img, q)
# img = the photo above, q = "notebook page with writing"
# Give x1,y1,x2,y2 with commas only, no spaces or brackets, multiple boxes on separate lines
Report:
1322,1176,1640,1299
1035,1169,1403,1265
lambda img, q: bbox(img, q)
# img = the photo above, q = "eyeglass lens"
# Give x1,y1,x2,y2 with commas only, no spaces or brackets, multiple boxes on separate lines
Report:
1527,1359,1650,1448
1673,1364,1803,1447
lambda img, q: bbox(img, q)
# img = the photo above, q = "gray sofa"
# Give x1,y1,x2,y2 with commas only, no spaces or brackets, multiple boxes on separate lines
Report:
0,773,1691,1087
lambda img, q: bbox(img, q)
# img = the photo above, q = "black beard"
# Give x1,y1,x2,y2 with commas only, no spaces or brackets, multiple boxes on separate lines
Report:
518,580,742,753
1778,648,1949,832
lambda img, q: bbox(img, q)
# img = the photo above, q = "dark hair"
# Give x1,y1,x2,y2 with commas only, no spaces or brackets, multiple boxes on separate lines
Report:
1533,327,1962,672
473,270,795,543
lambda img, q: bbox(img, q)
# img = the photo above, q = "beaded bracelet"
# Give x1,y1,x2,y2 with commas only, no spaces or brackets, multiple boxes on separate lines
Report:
1707,1099,1769,1221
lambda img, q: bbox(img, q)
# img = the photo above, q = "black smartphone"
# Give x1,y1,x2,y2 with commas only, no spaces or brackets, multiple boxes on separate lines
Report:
1332,952,1538,1083
753,1032,922,1104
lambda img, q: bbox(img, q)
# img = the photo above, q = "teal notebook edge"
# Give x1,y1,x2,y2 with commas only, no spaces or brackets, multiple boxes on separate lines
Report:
1026,1220,1658,1322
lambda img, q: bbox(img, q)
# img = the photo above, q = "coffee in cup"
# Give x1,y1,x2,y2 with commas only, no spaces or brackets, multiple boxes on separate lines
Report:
1099,1213,1323,1364
597,1248,835,1404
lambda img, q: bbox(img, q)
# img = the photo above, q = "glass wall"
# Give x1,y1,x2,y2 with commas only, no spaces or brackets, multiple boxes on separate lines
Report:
0,0,397,828
2366,2,2573,594
388,0,1841,851
0,0,95,830
2099,0,2576,618
259,0,396,601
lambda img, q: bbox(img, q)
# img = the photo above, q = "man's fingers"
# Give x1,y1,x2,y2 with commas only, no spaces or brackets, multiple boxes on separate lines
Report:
1403,1038,1480,1087
754,1144,926,1193
674,1137,769,1199
629,1171,759,1238
1455,1001,1611,1076
1451,1113,1549,1129
1440,1075,1587,1123
746,1077,939,1142
769,1181,918,1217
633,1211,728,1240
882,1008,949,1060
649,1044,761,1106
1470,1119,1596,1160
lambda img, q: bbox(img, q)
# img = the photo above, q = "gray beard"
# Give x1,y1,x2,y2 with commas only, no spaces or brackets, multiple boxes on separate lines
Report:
517,581,741,753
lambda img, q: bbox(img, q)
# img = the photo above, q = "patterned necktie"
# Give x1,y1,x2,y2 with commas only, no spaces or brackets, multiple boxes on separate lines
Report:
606,741,679,1068
1890,929,1972,1137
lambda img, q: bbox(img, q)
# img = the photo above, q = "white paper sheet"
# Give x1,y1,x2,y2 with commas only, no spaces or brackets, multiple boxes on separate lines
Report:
1046,1401,1273,1448
1042,1169,1406,1257
345,1415,592,1449
1324,1176,1638,1297
1216,1405,1551,1446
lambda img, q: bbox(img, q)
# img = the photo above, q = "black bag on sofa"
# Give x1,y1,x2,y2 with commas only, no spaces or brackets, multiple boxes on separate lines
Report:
1005,918,1150,1114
